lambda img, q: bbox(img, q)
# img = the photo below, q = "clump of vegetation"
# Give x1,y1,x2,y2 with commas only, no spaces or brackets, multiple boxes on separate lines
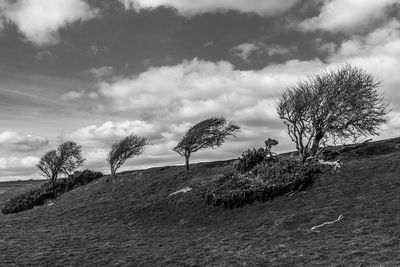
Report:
2,170,102,214
204,139,323,209
235,138,278,173
204,159,321,209
174,117,240,170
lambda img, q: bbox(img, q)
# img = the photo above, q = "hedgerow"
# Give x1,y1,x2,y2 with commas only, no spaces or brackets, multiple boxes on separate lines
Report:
1,170,102,214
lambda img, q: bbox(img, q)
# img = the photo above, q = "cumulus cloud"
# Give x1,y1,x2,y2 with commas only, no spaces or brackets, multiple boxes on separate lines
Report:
0,131,49,152
88,66,114,78
61,90,85,101
64,120,165,148
119,0,299,17
299,0,398,34
328,19,400,105
231,42,295,60
231,43,258,60
0,156,39,170
0,0,98,46
97,58,325,119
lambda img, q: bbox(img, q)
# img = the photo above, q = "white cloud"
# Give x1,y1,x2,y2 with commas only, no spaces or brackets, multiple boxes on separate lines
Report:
0,156,39,169
0,131,49,152
65,120,163,148
61,90,85,101
119,0,299,17
299,0,398,34
328,19,400,107
97,58,325,120
231,42,295,60
231,43,258,60
265,45,295,56
88,66,114,78
0,0,98,46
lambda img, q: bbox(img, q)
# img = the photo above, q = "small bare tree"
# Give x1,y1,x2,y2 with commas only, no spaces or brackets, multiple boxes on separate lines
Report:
277,64,389,163
173,117,240,170
37,141,85,198
107,134,149,176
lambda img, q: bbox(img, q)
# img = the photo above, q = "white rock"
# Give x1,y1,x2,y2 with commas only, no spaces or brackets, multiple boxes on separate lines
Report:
168,187,192,196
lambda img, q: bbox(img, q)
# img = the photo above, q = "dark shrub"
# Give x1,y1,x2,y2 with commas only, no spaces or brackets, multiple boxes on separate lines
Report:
204,158,322,209
235,148,267,173
1,170,102,214
235,138,279,174
66,169,103,190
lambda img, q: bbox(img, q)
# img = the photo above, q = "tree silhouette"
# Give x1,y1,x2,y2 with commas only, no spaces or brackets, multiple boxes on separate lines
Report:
277,64,389,162
107,134,149,176
37,141,85,198
174,117,240,170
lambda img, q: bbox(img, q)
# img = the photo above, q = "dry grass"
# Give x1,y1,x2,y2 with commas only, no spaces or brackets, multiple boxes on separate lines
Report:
1,140,400,266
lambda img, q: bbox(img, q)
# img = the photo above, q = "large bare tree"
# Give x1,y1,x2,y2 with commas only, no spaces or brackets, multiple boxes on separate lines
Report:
37,141,85,197
173,117,240,170
277,64,389,163
107,134,149,176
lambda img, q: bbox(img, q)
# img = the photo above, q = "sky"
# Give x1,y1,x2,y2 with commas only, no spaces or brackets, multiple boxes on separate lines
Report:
0,0,399,181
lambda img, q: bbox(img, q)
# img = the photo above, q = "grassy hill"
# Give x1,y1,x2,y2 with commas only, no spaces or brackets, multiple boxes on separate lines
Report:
1,138,400,266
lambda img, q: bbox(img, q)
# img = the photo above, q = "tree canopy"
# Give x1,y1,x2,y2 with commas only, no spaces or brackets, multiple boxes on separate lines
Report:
37,141,85,197
277,64,389,162
107,134,149,176
174,117,240,170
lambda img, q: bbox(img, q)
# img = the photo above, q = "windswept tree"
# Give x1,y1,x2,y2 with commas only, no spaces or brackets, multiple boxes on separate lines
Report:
107,134,149,176
37,141,85,197
277,64,389,163
174,117,240,170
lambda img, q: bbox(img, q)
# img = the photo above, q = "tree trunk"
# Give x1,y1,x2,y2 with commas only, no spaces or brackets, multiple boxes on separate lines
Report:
309,130,324,159
51,179,57,199
185,155,189,170
184,150,190,170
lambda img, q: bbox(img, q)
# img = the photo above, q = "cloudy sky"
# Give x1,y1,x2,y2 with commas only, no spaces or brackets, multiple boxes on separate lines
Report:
0,0,399,181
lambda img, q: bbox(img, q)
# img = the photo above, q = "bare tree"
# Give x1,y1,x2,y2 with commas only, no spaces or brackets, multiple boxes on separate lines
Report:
107,134,149,176
173,117,240,170
277,64,389,163
37,141,85,198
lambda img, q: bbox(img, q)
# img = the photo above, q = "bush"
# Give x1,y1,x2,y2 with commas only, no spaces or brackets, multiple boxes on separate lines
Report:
235,138,279,174
1,170,102,214
203,158,322,209
235,148,267,173
66,169,103,189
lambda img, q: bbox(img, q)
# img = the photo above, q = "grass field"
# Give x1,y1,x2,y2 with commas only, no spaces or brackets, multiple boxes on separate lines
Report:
1,139,400,266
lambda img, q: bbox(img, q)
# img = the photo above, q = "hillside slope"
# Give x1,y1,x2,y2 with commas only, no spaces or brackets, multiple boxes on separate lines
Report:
1,138,400,266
